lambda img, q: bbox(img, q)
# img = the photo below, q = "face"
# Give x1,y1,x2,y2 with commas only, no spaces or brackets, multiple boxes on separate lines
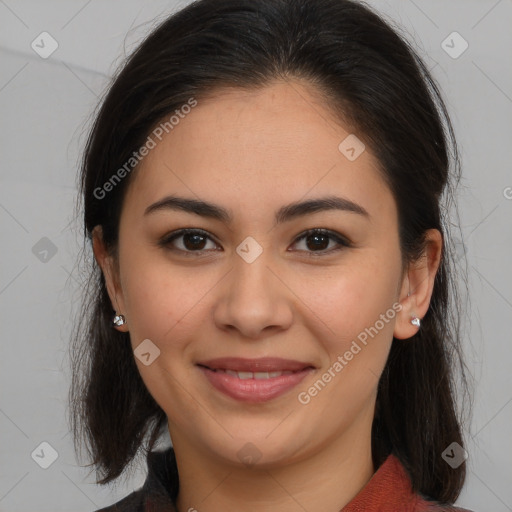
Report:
95,79,432,468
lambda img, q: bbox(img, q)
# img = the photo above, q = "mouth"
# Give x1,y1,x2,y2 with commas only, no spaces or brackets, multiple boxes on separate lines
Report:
201,368,297,379
196,357,315,403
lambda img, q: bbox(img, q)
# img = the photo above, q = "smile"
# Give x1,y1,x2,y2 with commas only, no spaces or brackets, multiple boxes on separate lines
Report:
196,357,315,403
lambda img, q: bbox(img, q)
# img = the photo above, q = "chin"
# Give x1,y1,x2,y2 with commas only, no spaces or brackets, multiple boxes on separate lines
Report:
197,426,312,469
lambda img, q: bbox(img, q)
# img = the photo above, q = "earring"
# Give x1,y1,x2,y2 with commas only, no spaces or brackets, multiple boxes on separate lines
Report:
113,313,126,326
411,316,421,328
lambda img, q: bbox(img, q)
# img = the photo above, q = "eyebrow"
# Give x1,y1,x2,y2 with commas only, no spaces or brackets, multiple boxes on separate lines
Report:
144,194,370,224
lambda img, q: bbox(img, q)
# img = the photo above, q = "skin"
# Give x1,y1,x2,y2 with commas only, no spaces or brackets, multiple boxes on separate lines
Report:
93,79,442,512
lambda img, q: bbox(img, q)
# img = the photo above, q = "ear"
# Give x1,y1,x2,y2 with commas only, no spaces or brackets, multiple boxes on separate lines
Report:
92,225,129,332
394,229,443,340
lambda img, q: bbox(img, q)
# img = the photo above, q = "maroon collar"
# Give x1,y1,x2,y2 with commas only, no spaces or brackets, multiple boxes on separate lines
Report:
342,454,420,511
341,454,472,512
141,448,472,512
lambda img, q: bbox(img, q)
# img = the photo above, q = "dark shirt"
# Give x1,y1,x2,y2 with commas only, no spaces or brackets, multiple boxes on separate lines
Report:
95,447,474,512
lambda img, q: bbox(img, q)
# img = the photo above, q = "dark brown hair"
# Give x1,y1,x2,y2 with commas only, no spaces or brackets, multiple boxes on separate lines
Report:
69,0,471,503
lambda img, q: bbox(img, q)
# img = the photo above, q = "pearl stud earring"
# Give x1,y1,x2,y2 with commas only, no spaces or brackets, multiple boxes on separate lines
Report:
113,313,127,326
411,316,421,328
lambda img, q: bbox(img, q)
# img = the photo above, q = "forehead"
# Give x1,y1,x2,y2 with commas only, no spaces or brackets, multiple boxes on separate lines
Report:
123,80,395,227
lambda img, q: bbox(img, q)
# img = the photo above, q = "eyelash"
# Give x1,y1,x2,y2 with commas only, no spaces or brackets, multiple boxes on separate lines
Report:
159,228,352,257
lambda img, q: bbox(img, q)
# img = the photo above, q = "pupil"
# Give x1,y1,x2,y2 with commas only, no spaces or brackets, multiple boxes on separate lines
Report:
307,234,328,251
184,233,206,250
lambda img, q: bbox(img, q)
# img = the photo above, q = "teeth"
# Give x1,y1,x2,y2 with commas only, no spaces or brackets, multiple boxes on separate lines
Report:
217,369,295,379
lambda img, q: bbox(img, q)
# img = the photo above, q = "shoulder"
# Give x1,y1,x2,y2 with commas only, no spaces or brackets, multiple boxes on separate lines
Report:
415,495,475,512
94,488,144,512
368,453,476,512
93,447,177,512
422,505,475,512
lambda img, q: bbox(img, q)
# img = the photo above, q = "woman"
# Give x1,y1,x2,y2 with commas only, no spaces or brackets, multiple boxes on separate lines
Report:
69,0,474,510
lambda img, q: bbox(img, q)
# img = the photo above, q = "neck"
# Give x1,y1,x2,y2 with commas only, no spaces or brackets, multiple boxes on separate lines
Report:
172,406,376,512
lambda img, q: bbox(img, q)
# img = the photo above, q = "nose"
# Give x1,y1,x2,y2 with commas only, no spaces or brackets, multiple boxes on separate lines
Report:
212,248,294,340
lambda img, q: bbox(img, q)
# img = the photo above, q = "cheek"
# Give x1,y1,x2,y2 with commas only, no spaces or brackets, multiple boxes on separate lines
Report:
118,254,213,418
120,252,217,350
294,274,398,422
293,252,402,407
294,252,401,343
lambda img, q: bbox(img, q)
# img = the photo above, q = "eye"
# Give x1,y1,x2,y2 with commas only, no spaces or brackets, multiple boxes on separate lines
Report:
159,227,351,256
290,228,351,255
159,228,220,255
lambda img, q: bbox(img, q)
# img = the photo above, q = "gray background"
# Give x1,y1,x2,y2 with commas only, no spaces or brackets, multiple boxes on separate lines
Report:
1,0,511,510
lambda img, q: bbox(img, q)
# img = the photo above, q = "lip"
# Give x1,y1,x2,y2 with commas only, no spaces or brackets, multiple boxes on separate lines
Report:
196,357,315,403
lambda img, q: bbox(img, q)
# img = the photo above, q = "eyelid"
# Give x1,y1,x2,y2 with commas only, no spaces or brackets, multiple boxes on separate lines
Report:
159,227,352,255
159,228,220,253
291,228,352,253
